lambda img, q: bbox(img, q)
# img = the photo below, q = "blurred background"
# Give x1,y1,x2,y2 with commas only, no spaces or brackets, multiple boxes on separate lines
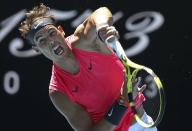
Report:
1,0,192,130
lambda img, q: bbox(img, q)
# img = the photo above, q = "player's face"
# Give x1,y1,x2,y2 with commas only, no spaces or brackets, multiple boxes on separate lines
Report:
34,25,70,61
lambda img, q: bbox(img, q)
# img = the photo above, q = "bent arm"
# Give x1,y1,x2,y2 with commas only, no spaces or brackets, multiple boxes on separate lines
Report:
89,7,113,27
74,7,113,42
49,90,116,131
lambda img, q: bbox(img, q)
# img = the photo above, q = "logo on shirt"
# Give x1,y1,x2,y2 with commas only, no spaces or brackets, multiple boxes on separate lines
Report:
72,86,79,93
108,108,114,117
88,59,92,70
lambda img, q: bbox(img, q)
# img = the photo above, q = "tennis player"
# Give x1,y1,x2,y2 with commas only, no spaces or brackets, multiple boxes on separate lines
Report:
19,3,157,131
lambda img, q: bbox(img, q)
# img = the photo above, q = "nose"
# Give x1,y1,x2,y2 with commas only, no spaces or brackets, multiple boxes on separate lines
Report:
47,34,55,41
47,34,55,46
49,40,55,48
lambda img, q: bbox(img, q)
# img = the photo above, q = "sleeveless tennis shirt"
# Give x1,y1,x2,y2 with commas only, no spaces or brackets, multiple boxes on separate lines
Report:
49,35,145,131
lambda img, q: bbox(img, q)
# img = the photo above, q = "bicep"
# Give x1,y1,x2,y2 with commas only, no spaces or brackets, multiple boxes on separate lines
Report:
49,90,94,131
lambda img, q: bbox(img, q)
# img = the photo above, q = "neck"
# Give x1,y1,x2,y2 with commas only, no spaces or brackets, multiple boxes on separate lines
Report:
54,51,79,75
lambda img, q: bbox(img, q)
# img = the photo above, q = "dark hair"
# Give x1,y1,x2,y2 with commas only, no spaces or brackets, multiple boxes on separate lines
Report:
18,3,56,39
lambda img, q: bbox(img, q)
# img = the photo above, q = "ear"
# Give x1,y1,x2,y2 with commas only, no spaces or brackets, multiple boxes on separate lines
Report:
58,25,65,36
32,46,41,53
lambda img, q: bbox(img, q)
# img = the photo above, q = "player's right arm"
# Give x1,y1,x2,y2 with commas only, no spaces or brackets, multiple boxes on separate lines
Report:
49,89,116,131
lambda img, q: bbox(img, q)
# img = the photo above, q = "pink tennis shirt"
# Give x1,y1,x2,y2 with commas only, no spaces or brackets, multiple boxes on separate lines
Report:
49,35,145,131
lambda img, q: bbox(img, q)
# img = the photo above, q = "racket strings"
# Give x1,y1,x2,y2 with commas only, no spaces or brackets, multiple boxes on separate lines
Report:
123,62,164,127
142,75,161,125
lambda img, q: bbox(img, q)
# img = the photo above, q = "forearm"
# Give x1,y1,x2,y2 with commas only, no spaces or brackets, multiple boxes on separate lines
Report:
72,100,128,131
88,98,128,131
90,7,113,27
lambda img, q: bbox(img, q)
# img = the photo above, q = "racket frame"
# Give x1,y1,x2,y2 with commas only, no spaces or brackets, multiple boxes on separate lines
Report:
105,39,165,128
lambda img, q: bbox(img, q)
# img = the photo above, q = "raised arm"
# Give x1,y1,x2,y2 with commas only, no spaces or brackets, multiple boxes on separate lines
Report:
73,7,115,44
89,7,113,27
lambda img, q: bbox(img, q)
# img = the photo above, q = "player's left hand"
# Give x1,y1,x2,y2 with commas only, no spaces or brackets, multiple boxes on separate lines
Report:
132,73,146,99
130,73,147,125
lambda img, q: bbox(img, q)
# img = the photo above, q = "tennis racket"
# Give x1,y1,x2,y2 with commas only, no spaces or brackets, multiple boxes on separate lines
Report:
105,38,165,128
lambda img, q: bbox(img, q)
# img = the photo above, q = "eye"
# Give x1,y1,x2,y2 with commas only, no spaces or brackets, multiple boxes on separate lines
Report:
39,38,46,45
49,29,56,36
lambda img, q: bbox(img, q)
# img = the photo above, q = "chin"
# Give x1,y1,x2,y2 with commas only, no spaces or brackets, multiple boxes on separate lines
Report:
53,52,66,60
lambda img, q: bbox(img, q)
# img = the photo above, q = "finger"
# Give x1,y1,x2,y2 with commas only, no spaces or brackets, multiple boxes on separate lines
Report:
106,35,115,42
106,29,116,37
106,26,116,31
136,77,142,86
138,84,147,92
97,25,109,36
106,26,117,35
98,24,109,31
98,28,107,42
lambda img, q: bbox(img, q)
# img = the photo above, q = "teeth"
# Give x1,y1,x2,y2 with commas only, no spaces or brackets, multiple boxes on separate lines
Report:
53,45,64,56
58,49,64,55
52,41,64,56
53,45,60,51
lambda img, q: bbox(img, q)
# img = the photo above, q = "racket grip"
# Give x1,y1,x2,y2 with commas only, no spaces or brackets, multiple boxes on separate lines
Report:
105,38,126,60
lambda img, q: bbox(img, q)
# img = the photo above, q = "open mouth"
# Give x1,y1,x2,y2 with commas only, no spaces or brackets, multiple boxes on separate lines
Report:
54,45,64,56
52,41,65,56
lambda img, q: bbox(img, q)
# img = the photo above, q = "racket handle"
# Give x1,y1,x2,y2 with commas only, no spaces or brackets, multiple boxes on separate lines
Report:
105,38,126,60
105,38,146,70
